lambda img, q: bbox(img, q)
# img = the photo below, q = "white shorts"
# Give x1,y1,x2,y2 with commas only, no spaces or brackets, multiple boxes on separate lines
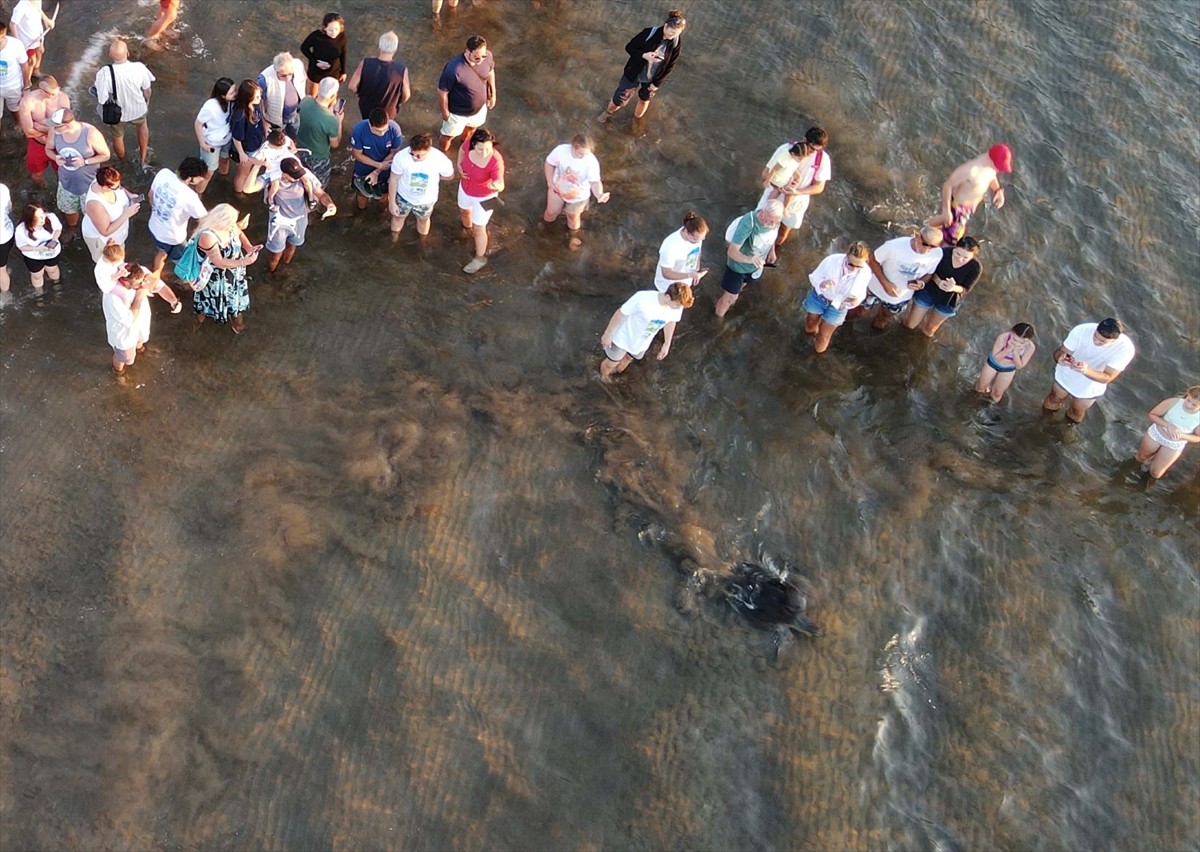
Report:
1,90,21,113
1148,422,1188,452
457,184,497,227
440,105,487,139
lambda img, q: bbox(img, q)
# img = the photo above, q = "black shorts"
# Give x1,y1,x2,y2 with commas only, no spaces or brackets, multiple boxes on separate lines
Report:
22,253,58,273
721,265,756,295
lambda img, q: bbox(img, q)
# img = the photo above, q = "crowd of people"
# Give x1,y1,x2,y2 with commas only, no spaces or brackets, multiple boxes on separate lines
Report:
0,2,1195,481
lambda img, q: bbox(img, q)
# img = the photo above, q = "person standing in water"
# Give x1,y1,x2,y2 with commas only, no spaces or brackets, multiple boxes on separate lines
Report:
975,323,1036,402
542,134,610,250
1043,317,1135,424
759,127,830,249
1135,386,1200,481
599,9,686,123
599,282,694,380
929,144,1012,244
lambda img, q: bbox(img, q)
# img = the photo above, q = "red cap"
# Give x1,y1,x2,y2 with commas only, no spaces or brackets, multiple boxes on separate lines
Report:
989,144,1013,173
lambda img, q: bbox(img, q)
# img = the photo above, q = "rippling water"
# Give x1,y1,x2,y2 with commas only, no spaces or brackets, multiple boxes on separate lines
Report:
1,1,1197,849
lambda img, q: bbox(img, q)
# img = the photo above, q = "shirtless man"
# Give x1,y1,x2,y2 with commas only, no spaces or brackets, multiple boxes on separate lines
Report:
928,144,1012,244
17,74,70,187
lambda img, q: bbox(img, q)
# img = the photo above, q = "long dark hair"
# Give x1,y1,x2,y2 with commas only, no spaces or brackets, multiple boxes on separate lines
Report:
233,79,261,125
209,76,235,102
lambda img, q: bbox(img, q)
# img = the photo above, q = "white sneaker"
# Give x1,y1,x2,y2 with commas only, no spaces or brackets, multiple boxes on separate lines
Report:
463,257,488,274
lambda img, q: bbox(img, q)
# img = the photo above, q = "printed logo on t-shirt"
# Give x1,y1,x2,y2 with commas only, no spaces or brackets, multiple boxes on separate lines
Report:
408,171,430,195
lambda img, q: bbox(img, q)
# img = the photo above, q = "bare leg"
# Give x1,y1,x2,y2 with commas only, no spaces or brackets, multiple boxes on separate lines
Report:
871,303,893,330
1043,383,1068,412
1149,445,1183,479
814,320,838,353
903,303,928,330
715,291,738,318
976,362,998,395
988,371,1016,403
1066,396,1096,424
136,121,150,163
599,354,632,380
922,311,950,338
112,127,127,160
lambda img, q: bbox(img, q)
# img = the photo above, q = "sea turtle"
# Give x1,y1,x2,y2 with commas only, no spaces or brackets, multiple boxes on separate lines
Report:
723,561,821,657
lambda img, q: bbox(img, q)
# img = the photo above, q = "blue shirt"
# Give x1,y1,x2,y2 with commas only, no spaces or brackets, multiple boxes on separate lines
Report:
349,119,403,177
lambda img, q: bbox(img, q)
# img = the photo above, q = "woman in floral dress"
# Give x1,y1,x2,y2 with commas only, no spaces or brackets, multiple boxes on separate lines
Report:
192,204,260,334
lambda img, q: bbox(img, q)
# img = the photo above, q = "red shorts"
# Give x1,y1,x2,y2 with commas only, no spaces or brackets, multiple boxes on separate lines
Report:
26,139,57,176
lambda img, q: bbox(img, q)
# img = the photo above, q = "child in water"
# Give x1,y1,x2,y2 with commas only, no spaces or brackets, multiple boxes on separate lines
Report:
975,323,1035,402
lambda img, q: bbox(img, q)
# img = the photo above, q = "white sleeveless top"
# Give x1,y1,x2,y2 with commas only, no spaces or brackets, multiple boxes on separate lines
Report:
82,185,132,243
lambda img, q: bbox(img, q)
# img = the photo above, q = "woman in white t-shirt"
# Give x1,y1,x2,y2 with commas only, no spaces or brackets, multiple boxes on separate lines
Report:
82,165,141,262
14,203,61,290
654,210,708,292
598,281,694,380
194,77,237,194
542,134,610,250
0,182,13,295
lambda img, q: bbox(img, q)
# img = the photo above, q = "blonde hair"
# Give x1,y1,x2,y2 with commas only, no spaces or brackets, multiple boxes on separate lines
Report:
192,203,240,239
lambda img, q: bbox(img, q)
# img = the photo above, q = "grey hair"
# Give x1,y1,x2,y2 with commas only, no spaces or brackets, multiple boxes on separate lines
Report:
272,52,294,74
378,31,399,53
317,76,340,99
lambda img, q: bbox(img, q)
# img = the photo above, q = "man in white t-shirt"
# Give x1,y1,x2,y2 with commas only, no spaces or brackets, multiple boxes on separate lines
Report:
0,24,29,123
542,134,610,250
10,0,53,83
861,227,943,330
598,283,694,380
147,157,209,279
388,133,455,238
654,212,708,292
93,39,156,164
1044,318,1136,423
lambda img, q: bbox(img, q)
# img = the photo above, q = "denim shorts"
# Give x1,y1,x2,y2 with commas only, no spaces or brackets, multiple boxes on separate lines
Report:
152,235,186,262
802,289,848,326
912,286,957,316
199,141,230,171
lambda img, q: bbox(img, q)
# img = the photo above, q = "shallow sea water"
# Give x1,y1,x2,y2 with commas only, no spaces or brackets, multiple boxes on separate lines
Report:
1,1,1197,849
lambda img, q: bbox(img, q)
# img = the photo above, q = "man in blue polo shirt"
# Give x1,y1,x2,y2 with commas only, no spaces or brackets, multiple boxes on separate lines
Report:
350,107,402,211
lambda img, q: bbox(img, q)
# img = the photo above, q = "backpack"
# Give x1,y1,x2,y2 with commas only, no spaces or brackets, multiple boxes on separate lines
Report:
100,65,122,125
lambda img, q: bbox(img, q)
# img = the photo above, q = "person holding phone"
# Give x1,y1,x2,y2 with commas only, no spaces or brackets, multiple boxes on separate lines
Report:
295,76,344,188
82,165,141,262
14,203,62,291
1043,318,1136,424
190,204,259,335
